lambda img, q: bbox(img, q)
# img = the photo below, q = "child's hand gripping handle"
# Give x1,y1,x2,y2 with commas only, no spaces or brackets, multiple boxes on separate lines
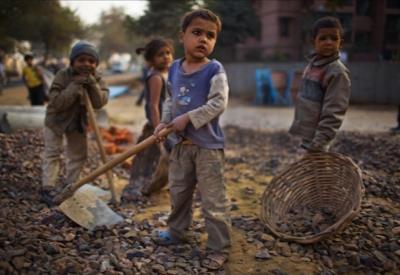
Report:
53,126,173,205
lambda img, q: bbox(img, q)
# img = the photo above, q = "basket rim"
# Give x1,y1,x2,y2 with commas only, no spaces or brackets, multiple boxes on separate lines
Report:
260,151,365,244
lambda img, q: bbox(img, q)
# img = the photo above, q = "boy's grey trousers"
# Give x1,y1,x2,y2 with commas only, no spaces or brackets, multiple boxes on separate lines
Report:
167,143,231,252
42,127,87,188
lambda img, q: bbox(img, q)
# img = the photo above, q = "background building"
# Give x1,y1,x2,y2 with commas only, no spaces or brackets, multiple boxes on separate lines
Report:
237,0,400,61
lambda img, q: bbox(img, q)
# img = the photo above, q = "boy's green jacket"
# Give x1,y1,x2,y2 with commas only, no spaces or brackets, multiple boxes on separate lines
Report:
45,67,109,135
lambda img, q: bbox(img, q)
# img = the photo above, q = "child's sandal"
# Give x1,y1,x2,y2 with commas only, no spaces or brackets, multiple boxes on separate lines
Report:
40,187,57,207
153,230,182,246
201,252,228,270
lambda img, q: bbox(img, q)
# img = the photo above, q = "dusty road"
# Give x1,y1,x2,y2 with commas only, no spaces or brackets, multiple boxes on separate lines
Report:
221,101,398,133
103,91,398,136
1,74,398,134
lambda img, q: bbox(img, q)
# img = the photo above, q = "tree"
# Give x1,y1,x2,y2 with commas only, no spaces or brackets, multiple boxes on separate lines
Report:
202,0,260,61
0,0,83,55
326,0,347,13
128,0,260,60
37,2,84,55
86,6,151,62
93,7,133,59
126,0,196,56
133,0,194,38
203,0,259,45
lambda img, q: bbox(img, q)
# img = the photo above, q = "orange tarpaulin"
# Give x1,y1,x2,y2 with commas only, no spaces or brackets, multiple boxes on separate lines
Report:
88,126,135,155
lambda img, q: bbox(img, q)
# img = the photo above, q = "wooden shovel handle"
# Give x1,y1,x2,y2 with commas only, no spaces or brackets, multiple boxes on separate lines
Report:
83,92,118,205
53,126,173,204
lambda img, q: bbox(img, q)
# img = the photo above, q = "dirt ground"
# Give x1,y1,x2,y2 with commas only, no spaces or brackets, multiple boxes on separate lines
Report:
1,80,398,133
103,91,398,134
0,81,399,274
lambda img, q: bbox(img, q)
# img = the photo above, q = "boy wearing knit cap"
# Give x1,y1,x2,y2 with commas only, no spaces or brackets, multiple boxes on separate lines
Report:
41,41,109,206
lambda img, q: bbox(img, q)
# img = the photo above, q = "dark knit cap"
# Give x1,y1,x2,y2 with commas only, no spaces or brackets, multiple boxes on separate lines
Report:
70,41,99,65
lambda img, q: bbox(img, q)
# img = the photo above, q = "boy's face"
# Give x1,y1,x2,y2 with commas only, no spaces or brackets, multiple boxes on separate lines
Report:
180,17,218,62
72,54,97,76
313,28,342,58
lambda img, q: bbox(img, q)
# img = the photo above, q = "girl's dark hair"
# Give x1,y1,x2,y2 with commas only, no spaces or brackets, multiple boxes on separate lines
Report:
311,16,344,39
181,8,222,33
136,38,174,62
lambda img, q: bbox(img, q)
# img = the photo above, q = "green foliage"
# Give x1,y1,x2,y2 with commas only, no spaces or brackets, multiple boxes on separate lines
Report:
38,2,84,54
93,7,133,59
133,0,195,38
82,6,148,60
125,0,260,60
200,0,260,61
203,0,260,46
326,0,346,12
0,0,83,54
0,0,34,40
125,0,196,57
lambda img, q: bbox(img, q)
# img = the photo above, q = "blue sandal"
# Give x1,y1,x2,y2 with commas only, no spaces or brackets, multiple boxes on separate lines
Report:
154,230,182,245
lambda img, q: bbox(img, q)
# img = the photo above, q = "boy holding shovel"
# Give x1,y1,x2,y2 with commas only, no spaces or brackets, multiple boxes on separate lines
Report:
42,41,109,206
154,9,231,270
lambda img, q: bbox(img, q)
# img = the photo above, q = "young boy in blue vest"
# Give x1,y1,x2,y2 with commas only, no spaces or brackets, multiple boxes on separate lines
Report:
154,9,231,270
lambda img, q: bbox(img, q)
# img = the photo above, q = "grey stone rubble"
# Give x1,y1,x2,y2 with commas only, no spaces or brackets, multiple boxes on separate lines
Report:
0,126,399,274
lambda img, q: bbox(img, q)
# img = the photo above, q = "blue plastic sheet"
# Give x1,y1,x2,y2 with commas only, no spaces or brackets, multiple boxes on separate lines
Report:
109,86,129,99
254,68,295,106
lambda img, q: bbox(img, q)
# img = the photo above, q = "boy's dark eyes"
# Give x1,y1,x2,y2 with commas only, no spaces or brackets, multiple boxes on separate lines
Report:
207,32,216,39
319,35,339,41
191,29,216,39
76,56,96,64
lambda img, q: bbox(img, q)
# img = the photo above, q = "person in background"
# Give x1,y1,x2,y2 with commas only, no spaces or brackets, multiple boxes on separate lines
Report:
122,38,174,202
289,16,351,153
0,55,6,95
154,9,231,271
22,53,47,105
390,105,400,134
134,47,149,106
41,41,109,206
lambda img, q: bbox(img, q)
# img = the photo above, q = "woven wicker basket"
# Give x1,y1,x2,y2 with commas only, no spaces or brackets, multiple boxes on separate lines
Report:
261,152,364,244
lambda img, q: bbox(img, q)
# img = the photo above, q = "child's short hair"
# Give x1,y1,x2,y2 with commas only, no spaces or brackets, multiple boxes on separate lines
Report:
24,53,34,62
311,16,344,39
181,9,222,33
137,38,174,63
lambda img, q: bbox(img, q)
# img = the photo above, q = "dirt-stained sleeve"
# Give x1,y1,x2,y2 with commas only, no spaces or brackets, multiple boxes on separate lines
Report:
187,73,229,129
310,68,351,150
47,71,83,112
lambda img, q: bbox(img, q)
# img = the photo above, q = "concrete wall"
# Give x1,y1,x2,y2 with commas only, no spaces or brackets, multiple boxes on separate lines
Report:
224,62,400,104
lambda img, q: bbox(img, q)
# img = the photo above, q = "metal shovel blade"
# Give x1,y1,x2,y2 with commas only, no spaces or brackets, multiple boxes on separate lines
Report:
78,183,113,202
58,184,123,231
